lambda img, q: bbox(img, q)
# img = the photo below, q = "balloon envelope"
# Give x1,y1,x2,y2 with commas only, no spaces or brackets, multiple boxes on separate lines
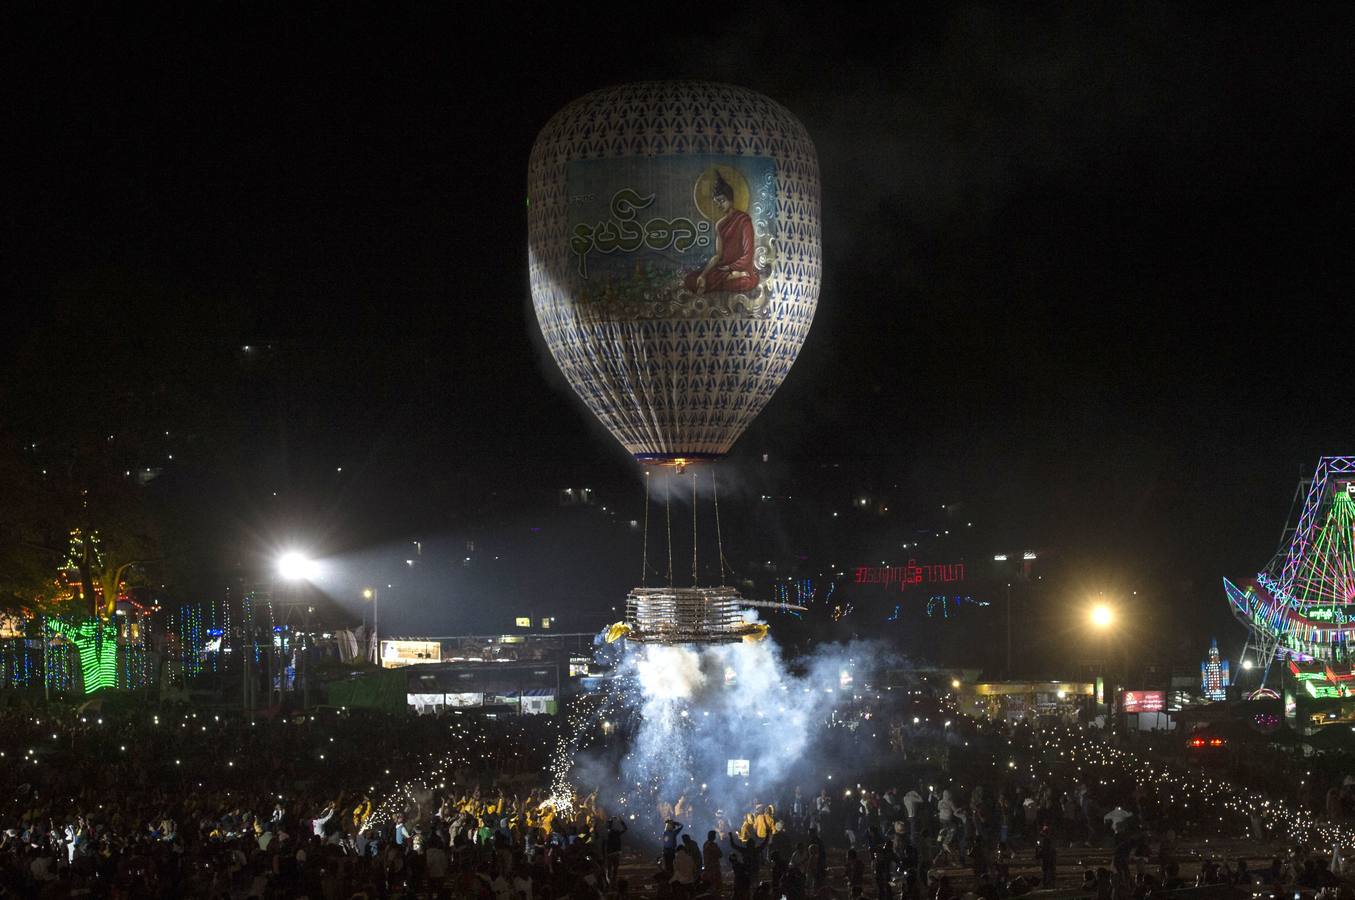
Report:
528,81,821,463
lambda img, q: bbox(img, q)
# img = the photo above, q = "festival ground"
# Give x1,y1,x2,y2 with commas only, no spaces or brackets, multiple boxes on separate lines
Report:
609,836,1297,897
4,694,1353,897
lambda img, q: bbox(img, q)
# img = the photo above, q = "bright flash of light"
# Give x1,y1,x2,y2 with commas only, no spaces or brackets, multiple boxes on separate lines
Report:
276,551,319,581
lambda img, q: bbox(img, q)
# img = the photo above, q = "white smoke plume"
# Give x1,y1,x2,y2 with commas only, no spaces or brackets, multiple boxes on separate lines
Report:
559,635,894,834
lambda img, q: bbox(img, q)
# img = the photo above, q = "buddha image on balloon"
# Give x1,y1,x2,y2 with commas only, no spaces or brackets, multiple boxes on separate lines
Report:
683,165,760,296
565,157,775,318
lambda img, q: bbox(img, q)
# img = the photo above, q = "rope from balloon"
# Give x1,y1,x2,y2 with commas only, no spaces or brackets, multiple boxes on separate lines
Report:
691,472,698,584
665,473,673,586
713,469,727,586
641,471,651,585
639,464,731,588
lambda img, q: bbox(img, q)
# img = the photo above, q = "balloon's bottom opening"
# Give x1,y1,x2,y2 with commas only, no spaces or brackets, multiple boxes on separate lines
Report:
633,453,723,473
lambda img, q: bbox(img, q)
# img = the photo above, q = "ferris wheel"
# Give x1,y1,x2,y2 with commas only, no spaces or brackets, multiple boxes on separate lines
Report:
1225,456,1355,691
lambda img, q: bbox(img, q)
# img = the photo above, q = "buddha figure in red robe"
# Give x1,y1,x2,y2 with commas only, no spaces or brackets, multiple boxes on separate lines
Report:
684,171,759,294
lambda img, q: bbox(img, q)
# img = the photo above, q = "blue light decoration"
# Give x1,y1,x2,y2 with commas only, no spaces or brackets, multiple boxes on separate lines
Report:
773,576,841,618
1,616,40,689
44,618,77,693
929,595,990,619
1201,638,1230,701
201,595,229,673
163,603,209,684
883,595,990,621
1,610,153,694
776,576,830,609
242,590,266,666
0,615,92,691
115,613,150,691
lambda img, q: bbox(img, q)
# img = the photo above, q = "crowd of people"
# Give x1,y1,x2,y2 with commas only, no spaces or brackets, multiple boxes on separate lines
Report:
1,697,1351,899
0,702,563,897
632,716,1355,900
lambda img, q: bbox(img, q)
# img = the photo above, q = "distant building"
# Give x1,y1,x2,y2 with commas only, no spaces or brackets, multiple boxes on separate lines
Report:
1200,638,1230,701
361,631,597,716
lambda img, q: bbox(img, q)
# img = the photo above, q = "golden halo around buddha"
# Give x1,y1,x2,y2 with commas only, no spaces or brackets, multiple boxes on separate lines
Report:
693,164,751,221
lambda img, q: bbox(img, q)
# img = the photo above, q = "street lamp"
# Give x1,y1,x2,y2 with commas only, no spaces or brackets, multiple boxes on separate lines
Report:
1089,601,1117,721
277,551,318,582
363,588,379,666
275,551,318,710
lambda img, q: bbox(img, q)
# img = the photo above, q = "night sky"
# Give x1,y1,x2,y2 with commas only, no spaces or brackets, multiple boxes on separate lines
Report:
6,5,1353,648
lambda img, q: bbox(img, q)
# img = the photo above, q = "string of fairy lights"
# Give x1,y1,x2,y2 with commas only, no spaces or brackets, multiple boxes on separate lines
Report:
0,603,224,694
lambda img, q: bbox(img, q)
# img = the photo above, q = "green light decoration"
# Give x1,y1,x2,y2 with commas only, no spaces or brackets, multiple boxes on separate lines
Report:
1227,464,1355,665
47,618,119,694
1305,680,1345,699
1291,490,1355,609
1302,606,1348,623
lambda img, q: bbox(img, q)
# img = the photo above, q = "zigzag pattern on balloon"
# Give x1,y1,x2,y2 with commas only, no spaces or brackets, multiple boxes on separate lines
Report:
528,82,821,459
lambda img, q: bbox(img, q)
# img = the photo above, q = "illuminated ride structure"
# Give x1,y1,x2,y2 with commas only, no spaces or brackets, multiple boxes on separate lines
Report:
1225,457,1355,699
605,587,804,646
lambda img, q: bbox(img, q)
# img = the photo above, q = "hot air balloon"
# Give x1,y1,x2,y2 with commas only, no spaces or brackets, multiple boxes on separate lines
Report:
528,81,821,468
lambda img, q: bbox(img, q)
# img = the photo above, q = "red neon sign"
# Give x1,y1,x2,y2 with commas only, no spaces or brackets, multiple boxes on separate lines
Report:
855,560,966,589
1120,690,1165,713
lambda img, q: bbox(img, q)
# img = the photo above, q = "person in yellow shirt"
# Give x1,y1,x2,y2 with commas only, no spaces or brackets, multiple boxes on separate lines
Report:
754,804,775,841
581,791,601,828
738,811,756,842
351,797,372,831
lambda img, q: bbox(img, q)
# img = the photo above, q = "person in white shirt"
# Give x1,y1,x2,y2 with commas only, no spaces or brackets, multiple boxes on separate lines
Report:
902,789,924,820
312,803,334,838
901,788,924,846
937,790,956,824
1103,806,1134,835
673,839,699,888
